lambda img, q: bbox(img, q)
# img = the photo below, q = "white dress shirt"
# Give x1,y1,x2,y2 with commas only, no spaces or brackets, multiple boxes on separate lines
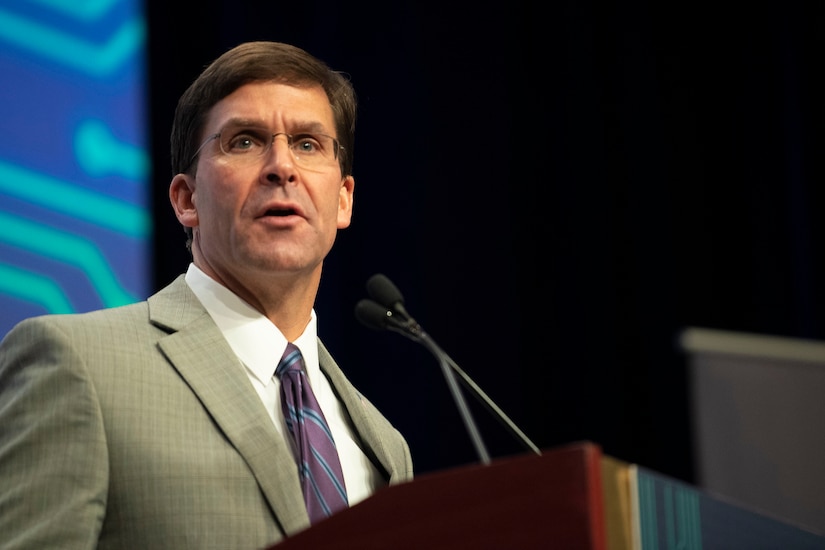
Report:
184,263,382,506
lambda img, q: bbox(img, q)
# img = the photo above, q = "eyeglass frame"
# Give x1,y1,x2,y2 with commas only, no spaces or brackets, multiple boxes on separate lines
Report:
188,128,344,171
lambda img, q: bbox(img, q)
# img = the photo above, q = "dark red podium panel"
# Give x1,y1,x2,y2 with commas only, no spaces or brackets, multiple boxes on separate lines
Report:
271,441,606,550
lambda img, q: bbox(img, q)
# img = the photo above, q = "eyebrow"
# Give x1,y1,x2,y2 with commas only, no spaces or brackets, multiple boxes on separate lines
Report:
217,117,332,135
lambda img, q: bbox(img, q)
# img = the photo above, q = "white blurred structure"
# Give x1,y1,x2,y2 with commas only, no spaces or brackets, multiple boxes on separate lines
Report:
680,327,825,536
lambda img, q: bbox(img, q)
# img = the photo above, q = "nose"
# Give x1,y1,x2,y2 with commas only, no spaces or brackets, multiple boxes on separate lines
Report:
261,134,297,184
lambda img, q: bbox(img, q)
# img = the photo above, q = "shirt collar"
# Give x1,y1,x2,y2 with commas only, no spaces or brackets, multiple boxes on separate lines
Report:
184,263,319,385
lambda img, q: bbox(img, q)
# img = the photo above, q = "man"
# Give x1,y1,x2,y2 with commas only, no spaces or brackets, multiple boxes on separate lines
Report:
0,41,413,549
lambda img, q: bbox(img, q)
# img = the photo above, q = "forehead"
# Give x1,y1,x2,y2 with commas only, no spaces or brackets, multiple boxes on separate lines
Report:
205,81,335,133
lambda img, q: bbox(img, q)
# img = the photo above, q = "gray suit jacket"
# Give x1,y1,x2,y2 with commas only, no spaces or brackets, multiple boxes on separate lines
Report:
0,275,413,549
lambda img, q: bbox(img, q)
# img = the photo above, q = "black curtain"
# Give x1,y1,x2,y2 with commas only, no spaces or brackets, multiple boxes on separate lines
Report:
147,0,825,480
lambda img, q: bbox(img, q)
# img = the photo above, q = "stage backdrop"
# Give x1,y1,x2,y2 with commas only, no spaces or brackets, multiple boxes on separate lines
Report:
0,0,151,338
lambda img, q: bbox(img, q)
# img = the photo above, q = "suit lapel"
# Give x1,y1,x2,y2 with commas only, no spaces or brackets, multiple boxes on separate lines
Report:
317,340,401,483
148,277,310,534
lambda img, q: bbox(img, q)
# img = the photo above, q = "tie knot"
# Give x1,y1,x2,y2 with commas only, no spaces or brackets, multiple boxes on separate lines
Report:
275,343,304,379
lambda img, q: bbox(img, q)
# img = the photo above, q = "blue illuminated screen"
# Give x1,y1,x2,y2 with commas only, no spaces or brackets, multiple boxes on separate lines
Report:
0,0,150,338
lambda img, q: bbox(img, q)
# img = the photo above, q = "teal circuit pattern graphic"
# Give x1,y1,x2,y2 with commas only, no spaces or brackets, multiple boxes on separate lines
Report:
0,0,149,337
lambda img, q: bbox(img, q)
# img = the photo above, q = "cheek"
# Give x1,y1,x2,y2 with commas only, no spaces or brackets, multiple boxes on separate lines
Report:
195,167,245,219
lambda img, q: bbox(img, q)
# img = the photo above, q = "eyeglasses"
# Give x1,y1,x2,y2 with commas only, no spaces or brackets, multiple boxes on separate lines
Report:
191,126,343,170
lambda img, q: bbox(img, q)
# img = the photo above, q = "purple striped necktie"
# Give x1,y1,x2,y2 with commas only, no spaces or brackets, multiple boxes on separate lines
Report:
276,343,348,523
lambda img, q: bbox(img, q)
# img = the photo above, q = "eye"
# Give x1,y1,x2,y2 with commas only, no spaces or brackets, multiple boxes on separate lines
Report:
222,129,269,154
291,134,324,155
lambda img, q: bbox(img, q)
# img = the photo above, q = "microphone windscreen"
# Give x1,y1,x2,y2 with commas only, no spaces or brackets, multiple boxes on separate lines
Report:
366,273,404,308
354,299,391,331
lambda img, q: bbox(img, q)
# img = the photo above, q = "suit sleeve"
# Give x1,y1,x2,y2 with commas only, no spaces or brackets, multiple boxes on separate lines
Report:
0,317,107,550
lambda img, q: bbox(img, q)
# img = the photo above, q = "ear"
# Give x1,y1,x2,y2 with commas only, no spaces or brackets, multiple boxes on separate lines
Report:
169,173,199,229
337,175,355,229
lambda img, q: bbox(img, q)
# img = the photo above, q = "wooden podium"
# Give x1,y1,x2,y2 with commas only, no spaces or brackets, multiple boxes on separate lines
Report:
269,439,825,549
271,441,607,550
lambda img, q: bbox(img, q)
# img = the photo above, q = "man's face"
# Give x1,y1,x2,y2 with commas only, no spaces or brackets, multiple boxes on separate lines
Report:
170,81,354,295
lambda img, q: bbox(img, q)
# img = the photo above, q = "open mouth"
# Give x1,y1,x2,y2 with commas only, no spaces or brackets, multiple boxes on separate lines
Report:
263,207,295,217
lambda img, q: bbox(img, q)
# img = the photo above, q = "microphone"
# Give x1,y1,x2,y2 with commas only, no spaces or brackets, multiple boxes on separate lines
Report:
365,273,410,320
358,273,419,335
355,274,542,465
354,299,408,332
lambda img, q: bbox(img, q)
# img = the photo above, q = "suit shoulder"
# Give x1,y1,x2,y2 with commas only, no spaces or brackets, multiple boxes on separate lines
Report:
2,300,151,348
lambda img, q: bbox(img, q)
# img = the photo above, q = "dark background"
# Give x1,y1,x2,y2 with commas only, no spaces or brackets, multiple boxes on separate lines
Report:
146,1,825,481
